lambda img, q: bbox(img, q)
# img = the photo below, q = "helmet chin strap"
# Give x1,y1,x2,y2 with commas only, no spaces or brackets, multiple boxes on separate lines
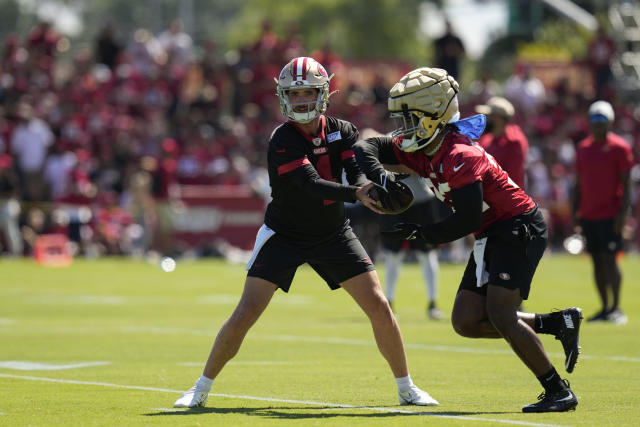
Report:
416,110,458,155
423,132,444,156
415,121,444,155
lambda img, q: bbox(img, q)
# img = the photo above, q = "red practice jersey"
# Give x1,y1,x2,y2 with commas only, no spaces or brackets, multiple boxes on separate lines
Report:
478,123,529,189
576,132,634,220
393,132,536,234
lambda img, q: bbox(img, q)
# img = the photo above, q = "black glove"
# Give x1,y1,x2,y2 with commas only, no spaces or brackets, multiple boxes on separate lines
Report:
371,172,414,214
374,171,410,192
381,222,426,241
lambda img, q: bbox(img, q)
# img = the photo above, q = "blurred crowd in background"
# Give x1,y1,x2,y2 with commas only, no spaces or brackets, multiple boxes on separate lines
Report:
0,18,638,260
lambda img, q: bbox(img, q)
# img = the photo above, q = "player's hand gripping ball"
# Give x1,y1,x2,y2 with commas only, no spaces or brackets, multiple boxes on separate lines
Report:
369,172,414,214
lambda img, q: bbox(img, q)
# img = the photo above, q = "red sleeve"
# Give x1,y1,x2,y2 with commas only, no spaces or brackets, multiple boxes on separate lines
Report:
616,144,634,174
443,148,486,190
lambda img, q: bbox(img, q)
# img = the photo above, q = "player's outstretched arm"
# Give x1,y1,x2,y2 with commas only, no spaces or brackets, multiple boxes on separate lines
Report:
353,137,400,182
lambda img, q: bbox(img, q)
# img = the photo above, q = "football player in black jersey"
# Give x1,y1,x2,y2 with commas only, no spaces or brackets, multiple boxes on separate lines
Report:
174,57,438,408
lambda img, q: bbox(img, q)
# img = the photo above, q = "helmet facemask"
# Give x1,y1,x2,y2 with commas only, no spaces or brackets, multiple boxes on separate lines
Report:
277,86,328,123
275,57,334,123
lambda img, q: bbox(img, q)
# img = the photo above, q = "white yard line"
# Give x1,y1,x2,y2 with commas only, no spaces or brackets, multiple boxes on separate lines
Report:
0,361,110,371
0,373,568,427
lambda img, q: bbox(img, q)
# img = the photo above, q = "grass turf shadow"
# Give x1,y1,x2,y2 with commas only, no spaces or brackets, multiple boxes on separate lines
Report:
144,406,514,419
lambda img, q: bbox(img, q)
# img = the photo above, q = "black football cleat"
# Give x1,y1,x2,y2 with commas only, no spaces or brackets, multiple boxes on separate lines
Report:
522,381,578,413
555,307,583,373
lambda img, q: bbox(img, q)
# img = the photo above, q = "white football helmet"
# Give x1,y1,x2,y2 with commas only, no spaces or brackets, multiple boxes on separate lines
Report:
274,57,333,123
388,67,459,152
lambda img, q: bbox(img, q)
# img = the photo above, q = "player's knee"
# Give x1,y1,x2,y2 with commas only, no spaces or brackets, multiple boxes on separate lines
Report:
229,305,260,328
451,312,478,337
486,309,516,336
366,294,394,321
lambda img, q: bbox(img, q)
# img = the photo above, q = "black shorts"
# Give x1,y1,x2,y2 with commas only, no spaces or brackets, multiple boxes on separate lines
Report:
581,218,622,254
458,207,548,300
247,223,375,292
380,198,447,252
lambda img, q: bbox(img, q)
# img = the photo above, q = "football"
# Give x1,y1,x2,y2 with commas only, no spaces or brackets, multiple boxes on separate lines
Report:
369,181,414,214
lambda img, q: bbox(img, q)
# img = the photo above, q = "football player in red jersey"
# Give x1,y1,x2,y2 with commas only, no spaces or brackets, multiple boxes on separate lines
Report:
572,100,633,325
475,96,529,189
354,67,582,413
174,57,439,408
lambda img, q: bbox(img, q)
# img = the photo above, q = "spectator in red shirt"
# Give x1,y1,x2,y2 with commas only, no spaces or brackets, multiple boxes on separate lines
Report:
475,97,529,189
572,100,634,325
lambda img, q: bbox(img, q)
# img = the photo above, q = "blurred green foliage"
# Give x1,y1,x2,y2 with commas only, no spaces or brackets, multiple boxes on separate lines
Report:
0,0,432,65
226,0,428,62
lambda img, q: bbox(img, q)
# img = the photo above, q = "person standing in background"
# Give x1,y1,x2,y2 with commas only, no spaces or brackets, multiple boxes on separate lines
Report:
10,100,54,202
0,153,22,256
572,100,633,325
475,96,529,189
433,20,465,80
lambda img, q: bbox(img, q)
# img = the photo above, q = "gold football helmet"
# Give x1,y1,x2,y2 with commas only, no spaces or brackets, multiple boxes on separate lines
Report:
274,57,334,123
388,67,459,152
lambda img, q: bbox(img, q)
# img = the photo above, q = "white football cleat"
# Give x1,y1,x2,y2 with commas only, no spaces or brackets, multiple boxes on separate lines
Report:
398,385,439,406
174,386,209,408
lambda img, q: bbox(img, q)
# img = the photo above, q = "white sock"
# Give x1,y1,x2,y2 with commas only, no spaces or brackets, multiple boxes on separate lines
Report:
196,374,213,390
385,251,404,302
417,250,439,302
395,375,414,392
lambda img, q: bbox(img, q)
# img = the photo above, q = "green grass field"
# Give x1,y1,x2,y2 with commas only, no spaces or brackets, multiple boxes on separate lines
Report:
1,254,639,426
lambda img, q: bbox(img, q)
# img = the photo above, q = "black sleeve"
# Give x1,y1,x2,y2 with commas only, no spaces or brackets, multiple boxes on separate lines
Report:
290,163,359,203
338,120,368,186
353,137,401,182
343,156,368,187
421,181,483,244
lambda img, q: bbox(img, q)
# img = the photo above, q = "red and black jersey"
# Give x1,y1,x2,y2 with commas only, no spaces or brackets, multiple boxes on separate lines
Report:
264,115,366,241
393,132,536,235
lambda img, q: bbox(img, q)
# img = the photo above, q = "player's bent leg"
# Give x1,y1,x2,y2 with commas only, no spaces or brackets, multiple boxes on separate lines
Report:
485,285,552,376
341,271,438,406
518,308,583,373
174,277,277,408
451,290,501,338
